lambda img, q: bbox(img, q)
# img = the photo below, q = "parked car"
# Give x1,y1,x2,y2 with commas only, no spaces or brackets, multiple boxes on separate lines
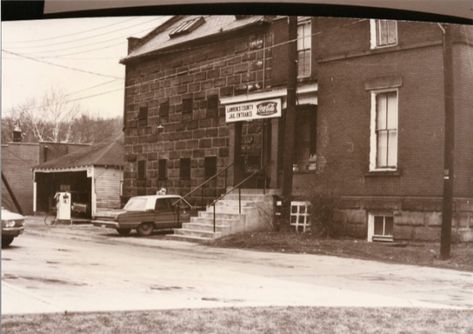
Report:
1,208,25,247
93,195,193,236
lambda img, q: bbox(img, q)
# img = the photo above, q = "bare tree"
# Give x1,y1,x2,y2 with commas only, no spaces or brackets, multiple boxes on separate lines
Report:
9,87,82,142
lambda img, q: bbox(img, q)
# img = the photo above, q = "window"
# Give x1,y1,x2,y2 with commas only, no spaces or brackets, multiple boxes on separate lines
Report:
159,100,169,121
182,98,193,115
207,95,219,118
158,159,168,180
138,106,148,126
180,158,191,180
137,160,146,180
155,198,173,212
370,19,397,49
169,17,205,38
293,107,317,172
370,90,398,171
367,213,394,242
204,156,217,179
297,17,311,78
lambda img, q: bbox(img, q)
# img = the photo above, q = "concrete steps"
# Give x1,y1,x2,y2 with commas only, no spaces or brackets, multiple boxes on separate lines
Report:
169,190,274,242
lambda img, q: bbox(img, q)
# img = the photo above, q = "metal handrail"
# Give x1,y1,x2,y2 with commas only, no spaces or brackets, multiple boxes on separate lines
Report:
172,162,235,207
210,167,266,233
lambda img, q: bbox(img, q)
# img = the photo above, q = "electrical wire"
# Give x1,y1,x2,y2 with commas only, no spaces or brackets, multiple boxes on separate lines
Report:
7,17,161,53
2,49,123,79
5,17,140,44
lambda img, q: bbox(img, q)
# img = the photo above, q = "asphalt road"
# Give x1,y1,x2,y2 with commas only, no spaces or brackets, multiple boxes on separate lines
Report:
2,217,473,314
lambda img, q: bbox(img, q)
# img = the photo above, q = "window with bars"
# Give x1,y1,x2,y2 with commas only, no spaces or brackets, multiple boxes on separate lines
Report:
368,213,394,242
158,159,168,180
137,160,146,180
297,18,311,78
204,156,217,179
159,100,169,121
370,90,398,170
182,98,193,115
180,158,191,180
138,106,148,126
371,19,398,48
207,95,219,118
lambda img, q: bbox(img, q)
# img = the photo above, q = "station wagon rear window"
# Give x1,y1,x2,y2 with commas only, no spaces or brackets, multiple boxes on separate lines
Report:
124,197,148,211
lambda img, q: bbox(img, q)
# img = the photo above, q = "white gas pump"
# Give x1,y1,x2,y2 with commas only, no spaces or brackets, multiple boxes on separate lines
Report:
54,192,71,221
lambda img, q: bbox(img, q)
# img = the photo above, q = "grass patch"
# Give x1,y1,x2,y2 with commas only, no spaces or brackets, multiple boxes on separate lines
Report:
2,307,473,334
206,231,473,272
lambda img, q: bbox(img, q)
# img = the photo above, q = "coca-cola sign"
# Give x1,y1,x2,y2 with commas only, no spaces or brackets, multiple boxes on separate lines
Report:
256,102,278,116
225,98,281,123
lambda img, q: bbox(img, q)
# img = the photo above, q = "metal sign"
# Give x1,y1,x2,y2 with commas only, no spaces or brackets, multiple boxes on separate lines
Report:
225,99,281,123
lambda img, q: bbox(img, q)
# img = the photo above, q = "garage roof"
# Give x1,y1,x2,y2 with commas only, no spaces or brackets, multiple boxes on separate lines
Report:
34,139,124,170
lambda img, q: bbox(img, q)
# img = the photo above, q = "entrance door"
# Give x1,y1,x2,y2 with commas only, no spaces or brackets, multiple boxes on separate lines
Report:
238,119,271,188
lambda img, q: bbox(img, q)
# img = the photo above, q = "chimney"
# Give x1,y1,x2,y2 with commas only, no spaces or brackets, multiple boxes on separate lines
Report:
13,125,22,142
127,37,141,53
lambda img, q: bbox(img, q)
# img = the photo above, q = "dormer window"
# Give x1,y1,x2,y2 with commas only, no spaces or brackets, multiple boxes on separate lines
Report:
169,17,205,38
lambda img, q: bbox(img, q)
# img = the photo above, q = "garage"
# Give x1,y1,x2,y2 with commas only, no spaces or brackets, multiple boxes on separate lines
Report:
33,140,124,219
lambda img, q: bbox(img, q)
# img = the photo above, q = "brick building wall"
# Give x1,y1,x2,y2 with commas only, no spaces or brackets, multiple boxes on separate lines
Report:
122,22,275,200
291,18,473,241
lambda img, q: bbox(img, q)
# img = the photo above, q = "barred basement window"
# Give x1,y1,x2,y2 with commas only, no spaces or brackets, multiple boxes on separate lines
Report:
180,158,191,180
182,98,193,115
159,100,169,121
138,106,148,126
207,95,219,118
137,160,146,180
367,213,394,242
158,159,168,180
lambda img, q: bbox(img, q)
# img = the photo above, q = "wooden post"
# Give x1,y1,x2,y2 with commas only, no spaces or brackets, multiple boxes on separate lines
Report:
281,16,298,229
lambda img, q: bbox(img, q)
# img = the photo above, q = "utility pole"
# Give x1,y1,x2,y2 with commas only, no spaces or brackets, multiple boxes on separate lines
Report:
281,16,298,230
439,23,455,260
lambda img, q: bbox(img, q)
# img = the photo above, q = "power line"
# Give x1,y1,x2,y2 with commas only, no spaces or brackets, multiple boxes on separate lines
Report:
64,78,122,97
7,17,160,52
4,18,368,109
5,17,140,44
2,49,124,80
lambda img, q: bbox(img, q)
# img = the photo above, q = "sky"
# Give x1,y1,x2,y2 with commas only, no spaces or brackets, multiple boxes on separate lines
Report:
1,16,169,119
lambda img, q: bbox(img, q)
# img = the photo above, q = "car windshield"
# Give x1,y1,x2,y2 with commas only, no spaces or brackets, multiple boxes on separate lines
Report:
124,197,148,211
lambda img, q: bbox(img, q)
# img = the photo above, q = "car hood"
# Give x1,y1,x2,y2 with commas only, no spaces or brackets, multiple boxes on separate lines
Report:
1,208,25,221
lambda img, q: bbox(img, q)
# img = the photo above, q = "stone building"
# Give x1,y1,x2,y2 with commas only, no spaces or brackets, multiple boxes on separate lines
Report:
120,15,473,242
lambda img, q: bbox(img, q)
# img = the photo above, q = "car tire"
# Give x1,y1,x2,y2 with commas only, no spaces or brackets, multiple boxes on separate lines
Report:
116,228,131,236
2,236,14,248
137,222,154,236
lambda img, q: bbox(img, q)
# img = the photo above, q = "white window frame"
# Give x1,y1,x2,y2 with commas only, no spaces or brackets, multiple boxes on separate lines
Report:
367,212,394,242
370,19,398,49
369,89,399,172
297,17,312,79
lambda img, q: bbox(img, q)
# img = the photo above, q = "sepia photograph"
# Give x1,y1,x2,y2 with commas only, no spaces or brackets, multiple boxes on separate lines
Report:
1,1,473,333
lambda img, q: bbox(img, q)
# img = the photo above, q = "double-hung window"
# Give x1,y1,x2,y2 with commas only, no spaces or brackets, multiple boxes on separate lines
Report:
370,19,398,49
370,90,398,171
297,17,311,78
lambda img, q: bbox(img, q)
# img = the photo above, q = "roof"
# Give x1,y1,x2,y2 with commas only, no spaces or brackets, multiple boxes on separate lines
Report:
122,15,267,62
34,138,124,170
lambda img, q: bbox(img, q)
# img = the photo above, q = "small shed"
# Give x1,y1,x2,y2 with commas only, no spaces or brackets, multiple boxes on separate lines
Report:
33,139,124,219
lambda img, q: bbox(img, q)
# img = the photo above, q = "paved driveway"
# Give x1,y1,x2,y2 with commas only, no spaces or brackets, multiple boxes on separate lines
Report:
2,218,473,314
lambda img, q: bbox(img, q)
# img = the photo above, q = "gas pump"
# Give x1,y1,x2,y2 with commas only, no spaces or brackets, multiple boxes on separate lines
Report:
54,192,71,222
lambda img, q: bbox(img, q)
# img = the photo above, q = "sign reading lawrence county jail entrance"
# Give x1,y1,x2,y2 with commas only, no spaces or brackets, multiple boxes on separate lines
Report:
225,99,281,123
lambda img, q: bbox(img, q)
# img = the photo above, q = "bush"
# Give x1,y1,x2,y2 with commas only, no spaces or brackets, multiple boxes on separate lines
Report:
309,194,339,238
